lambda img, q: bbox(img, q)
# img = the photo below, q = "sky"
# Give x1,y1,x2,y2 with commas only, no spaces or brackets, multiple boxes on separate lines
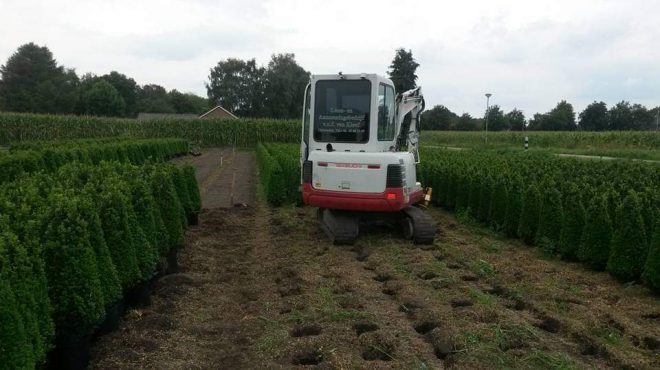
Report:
1,0,659,117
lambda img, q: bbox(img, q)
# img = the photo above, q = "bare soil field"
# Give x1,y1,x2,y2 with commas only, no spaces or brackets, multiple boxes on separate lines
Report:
90,149,659,370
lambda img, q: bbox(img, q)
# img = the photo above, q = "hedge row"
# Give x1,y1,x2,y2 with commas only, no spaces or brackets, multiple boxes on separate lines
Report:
0,161,200,369
419,148,660,291
0,138,188,185
256,143,300,206
0,112,299,146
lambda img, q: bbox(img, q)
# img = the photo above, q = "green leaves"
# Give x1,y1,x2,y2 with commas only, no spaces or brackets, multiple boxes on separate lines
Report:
418,147,659,289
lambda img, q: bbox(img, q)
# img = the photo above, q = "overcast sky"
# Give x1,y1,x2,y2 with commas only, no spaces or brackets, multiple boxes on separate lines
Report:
1,0,659,116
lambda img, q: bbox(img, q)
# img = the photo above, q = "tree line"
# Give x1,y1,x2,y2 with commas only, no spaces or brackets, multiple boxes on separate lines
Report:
423,100,659,131
0,43,209,117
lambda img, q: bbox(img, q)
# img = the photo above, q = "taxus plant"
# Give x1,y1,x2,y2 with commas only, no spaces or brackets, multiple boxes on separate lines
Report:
558,185,586,260
607,191,648,282
578,195,613,270
535,186,563,252
518,184,541,245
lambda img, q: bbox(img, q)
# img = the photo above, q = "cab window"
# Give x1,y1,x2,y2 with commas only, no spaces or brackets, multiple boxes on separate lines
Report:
377,84,395,141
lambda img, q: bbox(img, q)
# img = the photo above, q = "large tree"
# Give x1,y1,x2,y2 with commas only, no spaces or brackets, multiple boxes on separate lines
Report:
0,43,79,114
456,113,481,131
422,105,457,130
609,101,634,130
578,101,609,131
505,109,526,131
387,48,419,94
80,80,125,117
100,71,139,117
262,53,309,119
529,101,576,130
206,58,264,117
485,105,508,131
168,90,209,114
137,84,174,113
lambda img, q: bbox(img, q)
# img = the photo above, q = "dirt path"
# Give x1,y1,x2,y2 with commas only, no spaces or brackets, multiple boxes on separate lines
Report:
91,149,659,369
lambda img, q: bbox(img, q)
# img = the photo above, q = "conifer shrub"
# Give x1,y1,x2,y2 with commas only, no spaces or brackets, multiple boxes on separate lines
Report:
607,191,648,281
503,180,523,237
40,188,105,340
535,186,563,252
518,184,541,245
489,179,508,231
256,144,286,206
79,189,122,307
642,216,660,292
95,177,141,290
468,175,481,219
477,176,492,223
558,185,586,260
150,166,185,252
454,173,469,212
183,165,201,214
171,166,193,221
578,195,613,270
0,227,37,369
0,246,33,369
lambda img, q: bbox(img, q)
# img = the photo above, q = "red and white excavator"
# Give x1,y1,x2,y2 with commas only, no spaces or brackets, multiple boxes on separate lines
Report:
300,73,436,245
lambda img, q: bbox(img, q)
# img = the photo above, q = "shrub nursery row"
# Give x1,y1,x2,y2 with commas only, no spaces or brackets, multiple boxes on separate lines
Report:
419,148,660,292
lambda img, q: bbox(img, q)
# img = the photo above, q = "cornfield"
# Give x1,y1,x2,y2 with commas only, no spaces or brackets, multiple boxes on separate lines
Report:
0,112,299,146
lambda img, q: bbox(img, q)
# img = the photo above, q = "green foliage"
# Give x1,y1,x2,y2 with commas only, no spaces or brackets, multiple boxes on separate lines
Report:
518,185,541,245
41,188,105,339
535,186,563,252
0,229,37,369
485,105,508,131
477,176,493,222
183,165,201,213
579,101,609,131
256,143,287,206
387,48,419,94
81,79,126,117
79,188,122,306
642,217,660,292
503,180,523,237
489,179,508,231
607,192,648,281
0,247,33,370
171,166,193,221
468,175,481,219
578,196,613,270
150,166,185,252
558,186,586,260
95,176,141,289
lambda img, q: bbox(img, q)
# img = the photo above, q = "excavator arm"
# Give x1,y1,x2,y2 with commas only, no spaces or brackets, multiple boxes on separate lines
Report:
395,87,425,163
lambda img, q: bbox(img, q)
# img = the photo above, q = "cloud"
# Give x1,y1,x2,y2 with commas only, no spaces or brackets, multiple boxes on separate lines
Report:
1,0,659,115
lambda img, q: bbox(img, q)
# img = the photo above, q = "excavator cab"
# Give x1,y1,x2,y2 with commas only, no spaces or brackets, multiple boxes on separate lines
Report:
300,73,435,245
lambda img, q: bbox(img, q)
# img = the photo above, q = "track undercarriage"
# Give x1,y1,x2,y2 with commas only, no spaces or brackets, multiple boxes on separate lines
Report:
317,206,436,245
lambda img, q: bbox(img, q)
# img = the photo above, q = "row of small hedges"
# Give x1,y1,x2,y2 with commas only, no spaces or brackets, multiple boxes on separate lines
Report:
256,143,301,206
0,112,299,146
419,148,660,292
0,138,188,185
0,160,200,369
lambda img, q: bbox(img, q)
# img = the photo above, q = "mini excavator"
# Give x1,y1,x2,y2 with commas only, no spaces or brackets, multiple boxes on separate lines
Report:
300,73,435,245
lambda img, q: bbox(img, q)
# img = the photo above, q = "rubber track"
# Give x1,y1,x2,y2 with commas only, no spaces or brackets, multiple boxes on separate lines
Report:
402,206,436,244
319,209,359,245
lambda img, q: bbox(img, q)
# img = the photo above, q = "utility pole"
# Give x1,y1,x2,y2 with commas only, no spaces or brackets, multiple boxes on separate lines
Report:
484,93,492,144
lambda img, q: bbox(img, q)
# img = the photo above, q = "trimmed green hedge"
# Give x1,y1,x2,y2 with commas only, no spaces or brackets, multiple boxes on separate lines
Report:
0,138,188,185
256,143,301,206
418,148,660,289
0,158,200,368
